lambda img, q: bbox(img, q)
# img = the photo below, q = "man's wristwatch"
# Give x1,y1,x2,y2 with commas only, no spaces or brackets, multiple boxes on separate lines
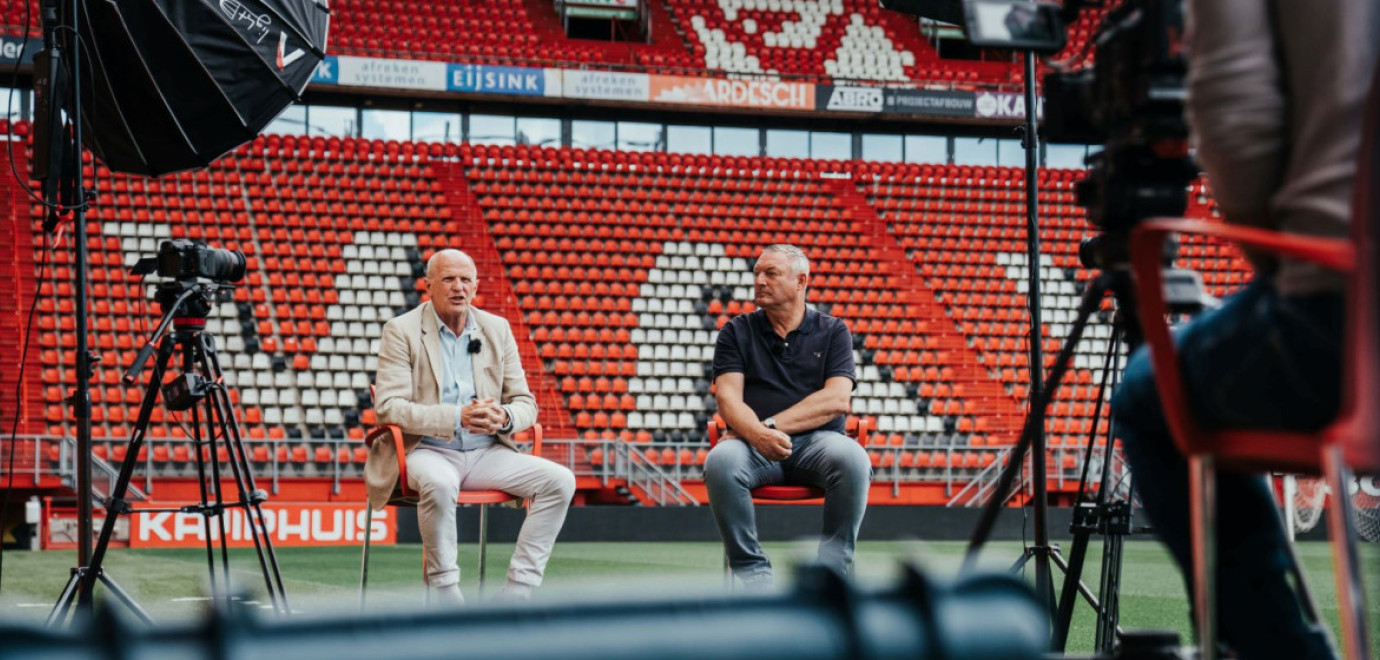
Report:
763,417,777,430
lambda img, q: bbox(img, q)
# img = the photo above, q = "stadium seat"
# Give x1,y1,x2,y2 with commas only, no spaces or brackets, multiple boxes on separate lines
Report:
360,388,545,604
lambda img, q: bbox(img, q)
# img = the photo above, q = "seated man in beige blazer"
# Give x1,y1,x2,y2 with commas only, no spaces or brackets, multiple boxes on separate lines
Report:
367,248,575,604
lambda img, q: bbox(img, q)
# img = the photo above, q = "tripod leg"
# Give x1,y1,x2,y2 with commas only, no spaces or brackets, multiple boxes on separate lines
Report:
1052,520,1092,651
51,335,178,623
211,386,283,611
97,573,152,624
1047,548,1104,614
198,387,234,607
213,403,279,610
1008,551,1033,573
198,335,290,613
184,377,221,603
46,570,83,628
1095,531,1124,653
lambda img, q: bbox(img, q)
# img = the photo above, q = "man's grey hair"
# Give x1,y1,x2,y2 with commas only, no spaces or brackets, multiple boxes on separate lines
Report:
426,249,476,278
760,244,810,277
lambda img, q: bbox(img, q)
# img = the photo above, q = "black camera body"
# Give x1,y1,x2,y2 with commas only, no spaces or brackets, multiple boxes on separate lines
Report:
153,238,247,282
130,239,244,320
1044,0,1198,239
1044,0,1189,146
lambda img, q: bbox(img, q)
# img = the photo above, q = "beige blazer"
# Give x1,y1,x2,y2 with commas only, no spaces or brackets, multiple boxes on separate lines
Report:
364,302,538,510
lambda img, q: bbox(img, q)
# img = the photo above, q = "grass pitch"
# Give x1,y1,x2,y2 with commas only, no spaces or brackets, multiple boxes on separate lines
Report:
0,540,1375,654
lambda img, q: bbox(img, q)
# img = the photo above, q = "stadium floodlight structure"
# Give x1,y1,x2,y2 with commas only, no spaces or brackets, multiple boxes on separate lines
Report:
32,0,328,624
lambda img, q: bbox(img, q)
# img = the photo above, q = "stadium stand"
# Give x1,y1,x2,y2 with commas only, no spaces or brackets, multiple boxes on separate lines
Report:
0,0,1111,85
462,144,1031,476
0,125,1244,501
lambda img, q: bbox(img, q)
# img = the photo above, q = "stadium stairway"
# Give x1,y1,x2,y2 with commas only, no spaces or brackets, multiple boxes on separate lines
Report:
434,161,582,458
0,124,41,438
831,177,1025,443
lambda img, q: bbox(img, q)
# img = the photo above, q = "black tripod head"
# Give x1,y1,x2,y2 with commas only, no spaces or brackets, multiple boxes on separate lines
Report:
152,280,233,321
123,240,242,385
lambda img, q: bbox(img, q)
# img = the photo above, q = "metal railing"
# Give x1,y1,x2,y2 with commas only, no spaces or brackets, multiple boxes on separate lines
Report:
5,434,1101,506
945,445,1016,508
945,443,1126,507
615,442,699,506
0,434,147,504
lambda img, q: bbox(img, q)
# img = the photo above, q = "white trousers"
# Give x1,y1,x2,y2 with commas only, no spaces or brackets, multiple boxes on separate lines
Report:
407,445,575,588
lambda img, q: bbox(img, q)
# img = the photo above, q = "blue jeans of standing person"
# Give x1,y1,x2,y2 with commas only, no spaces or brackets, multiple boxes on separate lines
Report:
704,429,872,585
1111,277,1343,660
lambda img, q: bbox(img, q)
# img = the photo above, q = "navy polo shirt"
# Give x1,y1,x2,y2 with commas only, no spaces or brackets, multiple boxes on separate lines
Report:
712,308,856,435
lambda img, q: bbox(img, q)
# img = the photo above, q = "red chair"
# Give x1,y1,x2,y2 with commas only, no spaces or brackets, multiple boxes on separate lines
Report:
358,385,544,604
706,414,871,585
1128,65,1380,660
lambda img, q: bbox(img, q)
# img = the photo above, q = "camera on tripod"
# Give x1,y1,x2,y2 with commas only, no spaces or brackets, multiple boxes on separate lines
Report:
956,0,1213,313
102,237,291,609
130,239,246,320
141,238,247,282
1042,0,1198,237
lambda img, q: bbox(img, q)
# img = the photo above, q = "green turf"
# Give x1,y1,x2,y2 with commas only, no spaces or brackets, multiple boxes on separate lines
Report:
0,540,1376,654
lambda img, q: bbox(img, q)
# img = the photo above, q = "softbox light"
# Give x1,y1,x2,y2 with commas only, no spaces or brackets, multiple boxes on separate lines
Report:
75,0,329,177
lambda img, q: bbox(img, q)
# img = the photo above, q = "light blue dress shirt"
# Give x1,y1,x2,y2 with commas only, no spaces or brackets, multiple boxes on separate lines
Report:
419,309,510,452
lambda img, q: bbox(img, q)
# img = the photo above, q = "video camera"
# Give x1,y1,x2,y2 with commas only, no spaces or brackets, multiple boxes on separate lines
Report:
883,0,1211,313
135,238,247,282
130,239,245,319
883,0,1198,254
1044,0,1199,247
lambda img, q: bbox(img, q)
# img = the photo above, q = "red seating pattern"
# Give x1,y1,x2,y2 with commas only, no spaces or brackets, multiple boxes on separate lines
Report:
0,0,1113,86
8,133,1251,488
859,160,1252,454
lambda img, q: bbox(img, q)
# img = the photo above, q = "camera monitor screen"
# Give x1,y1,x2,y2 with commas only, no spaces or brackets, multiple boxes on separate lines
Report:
963,0,1067,53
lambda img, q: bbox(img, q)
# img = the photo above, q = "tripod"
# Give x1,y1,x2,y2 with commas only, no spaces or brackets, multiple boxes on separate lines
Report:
1046,314,1144,654
49,285,290,625
964,263,1147,651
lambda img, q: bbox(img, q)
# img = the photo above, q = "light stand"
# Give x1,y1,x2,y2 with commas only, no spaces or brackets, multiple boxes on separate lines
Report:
33,0,104,618
973,51,1130,648
1014,48,1054,613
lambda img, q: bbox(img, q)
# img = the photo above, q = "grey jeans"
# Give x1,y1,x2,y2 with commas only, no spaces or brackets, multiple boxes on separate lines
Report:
703,430,871,581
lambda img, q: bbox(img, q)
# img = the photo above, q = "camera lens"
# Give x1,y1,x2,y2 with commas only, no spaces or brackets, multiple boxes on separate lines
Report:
200,246,246,282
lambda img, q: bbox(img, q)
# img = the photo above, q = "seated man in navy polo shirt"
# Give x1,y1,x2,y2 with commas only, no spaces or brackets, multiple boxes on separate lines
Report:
705,244,872,588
